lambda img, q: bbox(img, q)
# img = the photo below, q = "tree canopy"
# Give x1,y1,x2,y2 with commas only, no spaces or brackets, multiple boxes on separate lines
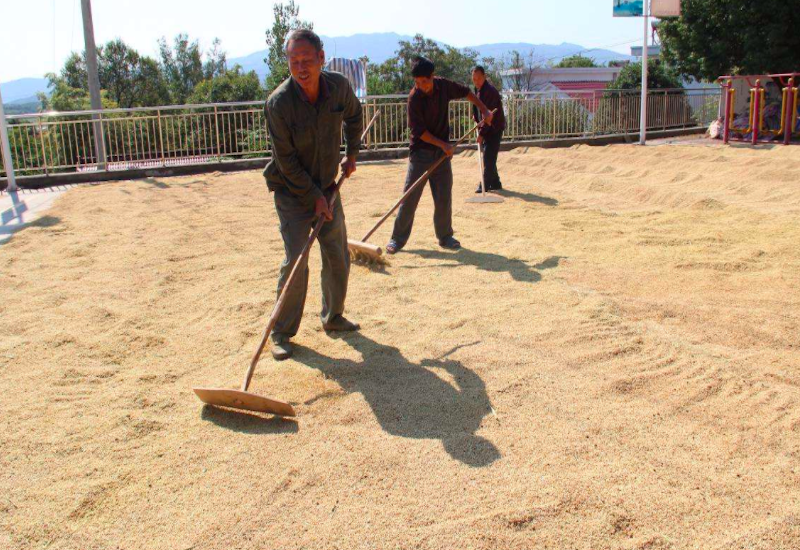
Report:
556,55,598,69
366,34,500,95
41,36,263,112
188,66,264,104
609,60,683,90
264,0,314,92
658,0,800,81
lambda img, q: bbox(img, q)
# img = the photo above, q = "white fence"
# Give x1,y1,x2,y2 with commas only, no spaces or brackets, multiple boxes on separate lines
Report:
2,88,720,179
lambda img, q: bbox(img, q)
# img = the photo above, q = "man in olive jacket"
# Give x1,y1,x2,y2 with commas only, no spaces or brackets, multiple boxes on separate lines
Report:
263,29,363,360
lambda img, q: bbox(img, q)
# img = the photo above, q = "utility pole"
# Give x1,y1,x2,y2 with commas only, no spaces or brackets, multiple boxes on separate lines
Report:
81,0,107,169
639,0,650,145
0,86,17,192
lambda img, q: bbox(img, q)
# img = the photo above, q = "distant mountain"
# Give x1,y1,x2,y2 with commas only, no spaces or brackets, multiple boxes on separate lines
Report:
1,78,49,103
3,35,633,101
8,95,40,106
5,99,41,116
230,34,633,80
469,42,632,66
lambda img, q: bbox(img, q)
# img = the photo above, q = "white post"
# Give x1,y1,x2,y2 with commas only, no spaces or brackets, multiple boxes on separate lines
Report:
0,87,17,192
639,0,650,145
81,0,107,169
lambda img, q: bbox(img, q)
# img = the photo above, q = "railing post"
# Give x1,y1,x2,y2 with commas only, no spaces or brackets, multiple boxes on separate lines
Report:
552,92,557,138
364,101,371,150
97,112,107,170
157,109,166,166
0,89,17,191
618,91,623,134
784,78,795,146
214,106,221,161
751,79,762,145
663,90,668,131
723,85,732,145
37,119,49,176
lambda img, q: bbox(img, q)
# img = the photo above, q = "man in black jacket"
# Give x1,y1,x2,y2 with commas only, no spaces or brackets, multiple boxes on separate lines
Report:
386,57,494,254
472,66,506,192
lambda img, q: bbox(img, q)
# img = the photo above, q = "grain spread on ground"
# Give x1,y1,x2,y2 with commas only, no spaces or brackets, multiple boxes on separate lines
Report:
1,142,799,549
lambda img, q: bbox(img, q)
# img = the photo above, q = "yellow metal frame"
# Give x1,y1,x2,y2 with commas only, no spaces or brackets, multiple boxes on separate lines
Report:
728,87,754,134
759,88,788,137
794,88,800,130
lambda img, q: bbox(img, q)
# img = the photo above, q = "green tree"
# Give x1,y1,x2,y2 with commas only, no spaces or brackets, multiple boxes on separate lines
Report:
609,60,683,90
361,56,398,96
136,57,171,107
41,39,168,110
658,0,800,81
366,56,407,95
204,38,228,80
264,0,313,92
159,34,205,104
396,35,481,87
61,52,88,89
39,77,117,112
556,55,598,68
366,34,488,94
188,66,265,104
100,39,169,108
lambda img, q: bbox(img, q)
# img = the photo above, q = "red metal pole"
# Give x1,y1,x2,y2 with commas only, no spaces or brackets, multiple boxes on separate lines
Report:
785,78,795,146
751,80,761,145
723,82,732,145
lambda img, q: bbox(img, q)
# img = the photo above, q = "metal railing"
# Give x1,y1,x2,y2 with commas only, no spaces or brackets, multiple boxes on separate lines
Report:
2,88,720,179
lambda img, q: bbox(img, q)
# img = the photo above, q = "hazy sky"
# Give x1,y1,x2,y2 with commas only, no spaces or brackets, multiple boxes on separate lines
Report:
1,0,646,82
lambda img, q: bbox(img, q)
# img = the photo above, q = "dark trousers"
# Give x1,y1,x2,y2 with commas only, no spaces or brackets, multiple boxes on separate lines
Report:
481,130,503,189
390,148,454,248
272,187,350,338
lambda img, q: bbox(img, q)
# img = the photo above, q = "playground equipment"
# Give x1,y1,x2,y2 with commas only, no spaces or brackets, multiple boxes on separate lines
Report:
719,73,799,145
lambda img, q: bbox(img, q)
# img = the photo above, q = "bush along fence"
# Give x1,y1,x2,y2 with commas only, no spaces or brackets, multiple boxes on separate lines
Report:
2,88,720,180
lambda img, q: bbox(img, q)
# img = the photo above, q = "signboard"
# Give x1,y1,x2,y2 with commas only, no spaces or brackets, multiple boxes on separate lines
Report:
652,0,681,17
613,0,643,17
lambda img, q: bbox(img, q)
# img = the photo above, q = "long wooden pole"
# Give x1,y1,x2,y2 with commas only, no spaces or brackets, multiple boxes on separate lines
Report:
639,0,650,145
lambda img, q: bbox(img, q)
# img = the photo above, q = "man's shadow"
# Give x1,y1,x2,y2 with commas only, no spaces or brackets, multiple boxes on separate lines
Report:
495,189,559,206
404,249,565,283
294,335,500,468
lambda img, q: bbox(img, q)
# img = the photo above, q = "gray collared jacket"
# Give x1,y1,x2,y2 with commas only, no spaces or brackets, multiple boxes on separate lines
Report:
263,71,363,207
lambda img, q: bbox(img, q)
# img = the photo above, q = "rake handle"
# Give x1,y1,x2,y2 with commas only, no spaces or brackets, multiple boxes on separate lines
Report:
360,110,495,243
477,139,486,197
241,110,380,391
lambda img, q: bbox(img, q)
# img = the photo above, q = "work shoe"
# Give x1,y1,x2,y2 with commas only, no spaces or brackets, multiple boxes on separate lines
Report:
270,334,294,361
386,239,402,254
323,315,361,332
475,184,484,193
439,236,461,250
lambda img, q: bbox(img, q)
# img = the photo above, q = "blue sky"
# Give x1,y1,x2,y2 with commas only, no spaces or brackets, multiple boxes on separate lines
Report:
2,0,645,82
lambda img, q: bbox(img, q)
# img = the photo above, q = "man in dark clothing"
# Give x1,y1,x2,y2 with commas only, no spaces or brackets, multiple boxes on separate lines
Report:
263,29,363,360
472,66,506,192
386,56,494,254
